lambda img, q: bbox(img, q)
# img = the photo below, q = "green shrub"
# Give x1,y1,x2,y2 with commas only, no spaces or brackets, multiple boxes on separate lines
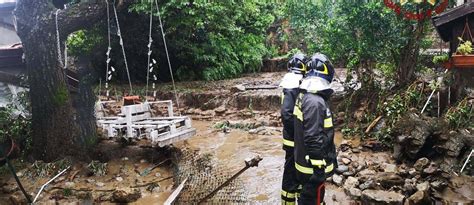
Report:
0,93,32,158
67,29,104,56
130,1,275,81
456,37,473,55
445,98,473,129
432,54,449,65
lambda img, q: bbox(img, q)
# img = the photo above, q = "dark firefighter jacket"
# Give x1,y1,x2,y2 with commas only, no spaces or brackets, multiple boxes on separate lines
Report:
293,90,337,182
281,88,300,150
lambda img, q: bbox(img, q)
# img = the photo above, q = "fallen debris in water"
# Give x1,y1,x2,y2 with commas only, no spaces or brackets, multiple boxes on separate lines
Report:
87,160,107,176
198,155,263,204
111,189,141,203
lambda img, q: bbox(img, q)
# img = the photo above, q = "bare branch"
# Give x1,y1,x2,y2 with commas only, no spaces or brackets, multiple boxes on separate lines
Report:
56,0,107,37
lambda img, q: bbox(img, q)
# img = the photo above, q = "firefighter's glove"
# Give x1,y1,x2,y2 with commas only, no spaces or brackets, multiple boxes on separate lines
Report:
309,167,326,184
306,155,326,184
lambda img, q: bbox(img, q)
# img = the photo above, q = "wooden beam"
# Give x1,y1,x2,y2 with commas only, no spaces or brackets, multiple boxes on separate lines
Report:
164,178,187,205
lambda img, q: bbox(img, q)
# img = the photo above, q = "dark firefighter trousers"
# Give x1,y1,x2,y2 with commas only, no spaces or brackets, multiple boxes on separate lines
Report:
298,180,325,205
281,148,298,204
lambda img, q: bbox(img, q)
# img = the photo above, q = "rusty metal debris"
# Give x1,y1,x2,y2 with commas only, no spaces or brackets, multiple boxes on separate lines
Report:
198,155,263,204
172,149,255,204
5,157,31,203
0,137,31,203
140,158,170,176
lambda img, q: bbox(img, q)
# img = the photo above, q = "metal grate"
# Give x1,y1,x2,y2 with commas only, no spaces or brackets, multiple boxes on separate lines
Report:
171,149,249,204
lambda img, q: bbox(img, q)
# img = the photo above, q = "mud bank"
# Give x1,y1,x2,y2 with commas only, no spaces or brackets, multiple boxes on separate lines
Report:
148,71,347,112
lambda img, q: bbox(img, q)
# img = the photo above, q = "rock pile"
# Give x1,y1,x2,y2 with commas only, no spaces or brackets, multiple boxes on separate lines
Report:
392,112,473,174
331,138,473,204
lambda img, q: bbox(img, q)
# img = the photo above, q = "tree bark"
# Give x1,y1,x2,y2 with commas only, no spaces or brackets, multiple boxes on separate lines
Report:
396,20,427,86
281,19,290,54
14,0,131,161
19,30,78,161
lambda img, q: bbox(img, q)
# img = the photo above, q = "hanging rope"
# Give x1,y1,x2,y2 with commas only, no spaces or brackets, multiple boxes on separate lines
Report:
55,9,64,68
456,17,474,52
145,0,154,100
64,44,68,70
105,0,112,98
54,8,76,95
154,0,180,113
112,0,133,95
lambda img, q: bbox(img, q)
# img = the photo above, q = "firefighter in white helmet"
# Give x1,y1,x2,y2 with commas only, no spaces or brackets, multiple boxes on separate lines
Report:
293,53,337,205
280,53,307,204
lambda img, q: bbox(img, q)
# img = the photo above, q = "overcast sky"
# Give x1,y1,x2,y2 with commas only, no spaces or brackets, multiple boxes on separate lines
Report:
0,0,16,4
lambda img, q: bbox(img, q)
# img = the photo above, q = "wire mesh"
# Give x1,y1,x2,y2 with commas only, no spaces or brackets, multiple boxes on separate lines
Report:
171,149,249,204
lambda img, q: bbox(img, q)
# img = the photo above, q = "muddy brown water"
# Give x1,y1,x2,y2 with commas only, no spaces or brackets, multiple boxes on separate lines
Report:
2,119,470,204
178,120,284,204
173,120,351,204
0,119,349,204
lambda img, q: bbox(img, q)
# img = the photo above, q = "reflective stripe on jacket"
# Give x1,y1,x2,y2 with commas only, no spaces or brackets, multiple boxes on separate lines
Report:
281,88,299,150
293,91,337,182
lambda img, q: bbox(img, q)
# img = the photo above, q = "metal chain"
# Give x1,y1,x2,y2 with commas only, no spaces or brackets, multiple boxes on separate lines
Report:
112,0,133,95
155,0,180,114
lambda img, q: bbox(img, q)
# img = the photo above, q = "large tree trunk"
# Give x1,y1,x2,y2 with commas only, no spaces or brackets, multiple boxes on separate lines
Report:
74,56,99,150
14,0,130,161
20,30,79,161
396,20,427,86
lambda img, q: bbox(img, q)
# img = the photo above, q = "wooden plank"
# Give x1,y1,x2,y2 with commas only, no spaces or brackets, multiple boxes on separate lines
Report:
432,2,474,41
433,3,474,27
97,118,127,125
147,117,190,120
245,85,278,90
133,120,184,125
97,116,123,120
157,128,196,147
131,124,168,129
164,178,187,205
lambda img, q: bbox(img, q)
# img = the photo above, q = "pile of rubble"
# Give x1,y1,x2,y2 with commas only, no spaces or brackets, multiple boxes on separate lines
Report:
331,142,473,204
392,112,473,174
330,111,474,204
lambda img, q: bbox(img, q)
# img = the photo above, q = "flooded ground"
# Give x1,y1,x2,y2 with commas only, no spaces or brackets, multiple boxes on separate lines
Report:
2,117,472,204
174,120,353,204
1,70,472,204
177,120,285,204
0,118,356,204
1,70,354,204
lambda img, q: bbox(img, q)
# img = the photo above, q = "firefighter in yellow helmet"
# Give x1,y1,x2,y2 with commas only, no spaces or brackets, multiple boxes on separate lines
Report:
279,53,307,204
293,53,337,205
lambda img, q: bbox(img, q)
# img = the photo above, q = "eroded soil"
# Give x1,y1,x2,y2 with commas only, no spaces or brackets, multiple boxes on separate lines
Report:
1,71,472,204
